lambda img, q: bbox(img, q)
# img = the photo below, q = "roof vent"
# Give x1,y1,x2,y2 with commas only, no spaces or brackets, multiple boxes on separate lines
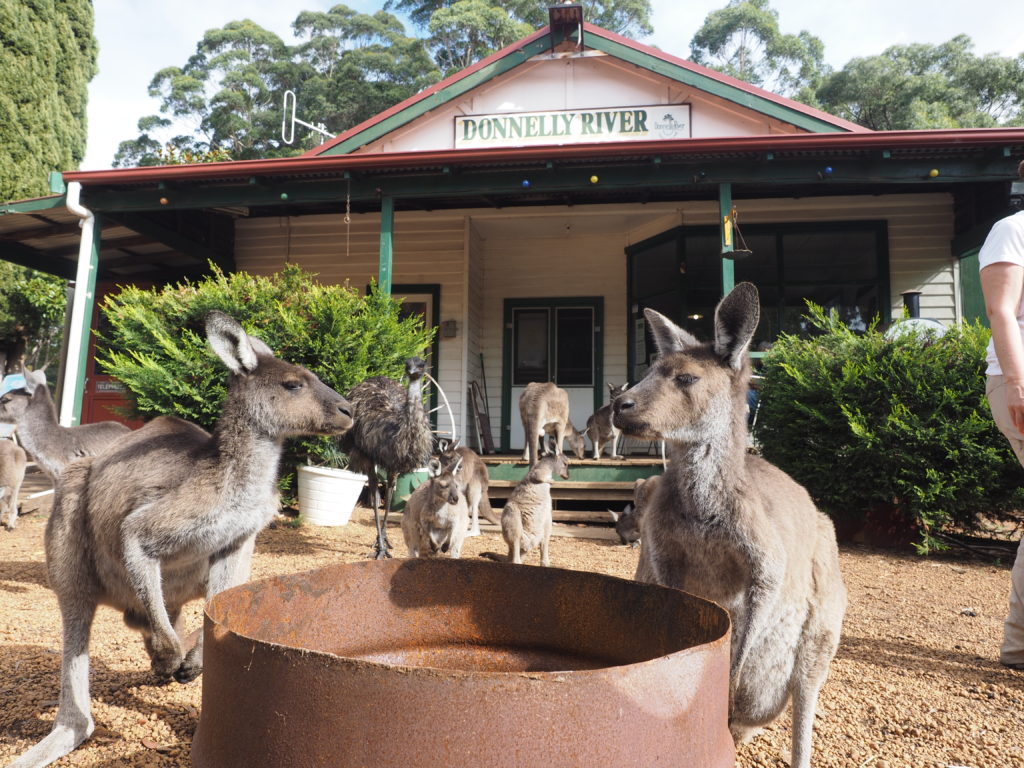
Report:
549,3,584,52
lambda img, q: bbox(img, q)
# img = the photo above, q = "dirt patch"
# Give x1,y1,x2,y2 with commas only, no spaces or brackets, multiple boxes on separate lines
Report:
1,505,1022,767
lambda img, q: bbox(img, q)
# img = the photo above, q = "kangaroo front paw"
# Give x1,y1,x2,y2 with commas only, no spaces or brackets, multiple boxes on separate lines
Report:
149,643,184,679
173,658,203,683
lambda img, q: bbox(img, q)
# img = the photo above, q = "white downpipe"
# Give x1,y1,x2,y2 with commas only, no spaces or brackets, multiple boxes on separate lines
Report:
61,181,94,427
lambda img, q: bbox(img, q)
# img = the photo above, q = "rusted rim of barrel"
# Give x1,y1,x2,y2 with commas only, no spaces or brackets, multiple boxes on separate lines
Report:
204,558,731,681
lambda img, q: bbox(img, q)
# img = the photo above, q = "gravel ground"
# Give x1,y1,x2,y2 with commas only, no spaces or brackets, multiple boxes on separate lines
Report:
1,504,1022,768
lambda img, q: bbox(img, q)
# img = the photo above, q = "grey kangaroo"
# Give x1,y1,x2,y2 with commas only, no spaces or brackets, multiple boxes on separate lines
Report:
0,367,130,480
612,283,846,768
609,474,661,547
518,382,585,465
0,439,27,530
585,382,629,459
490,453,569,566
437,441,499,536
6,312,353,768
401,455,469,558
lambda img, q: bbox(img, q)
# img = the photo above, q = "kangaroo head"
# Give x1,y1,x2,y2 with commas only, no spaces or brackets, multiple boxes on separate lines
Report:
567,426,586,459
0,369,47,425
554,452,571,480
206,311,354,440
426,455,461,505
613,283,759,444
608,381,628,398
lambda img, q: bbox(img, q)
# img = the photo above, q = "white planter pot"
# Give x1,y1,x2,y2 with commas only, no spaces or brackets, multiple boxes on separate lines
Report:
297,465,368,526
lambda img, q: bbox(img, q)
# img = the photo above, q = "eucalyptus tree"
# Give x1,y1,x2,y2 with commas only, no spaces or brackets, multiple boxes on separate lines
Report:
817,36,1024,130
114,8,438,167
291,6,440,132
427,0,532,75
688,0,827,104
114,20,295,166
387,0,653,40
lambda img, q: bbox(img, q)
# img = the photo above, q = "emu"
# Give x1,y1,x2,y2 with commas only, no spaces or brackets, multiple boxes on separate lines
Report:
0,439,26,530
612,283,846,768
5,312,353,768
340,357,433,559
401,454,468,558
0,368,130,480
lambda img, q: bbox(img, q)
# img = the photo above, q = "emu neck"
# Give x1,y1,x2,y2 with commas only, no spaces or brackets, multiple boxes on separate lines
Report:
406,377,423,412
19,386,67,476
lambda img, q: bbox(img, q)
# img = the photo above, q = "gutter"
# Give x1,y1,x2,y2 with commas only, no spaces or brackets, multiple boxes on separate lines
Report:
61,181,95,427
61,128,1024,188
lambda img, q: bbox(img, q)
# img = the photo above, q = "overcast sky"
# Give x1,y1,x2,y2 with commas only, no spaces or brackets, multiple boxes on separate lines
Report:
82,0,1024,170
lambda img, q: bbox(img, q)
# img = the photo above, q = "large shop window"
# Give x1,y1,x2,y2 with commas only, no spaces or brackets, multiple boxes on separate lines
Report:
627,221,888,379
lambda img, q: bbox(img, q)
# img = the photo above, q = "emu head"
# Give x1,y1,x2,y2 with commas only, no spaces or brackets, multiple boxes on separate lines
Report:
613,282,759,445
205,311,354,440
405,357,427,382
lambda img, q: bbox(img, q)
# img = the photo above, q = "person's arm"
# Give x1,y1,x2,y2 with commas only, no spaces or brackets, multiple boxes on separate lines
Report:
982,261,1024,433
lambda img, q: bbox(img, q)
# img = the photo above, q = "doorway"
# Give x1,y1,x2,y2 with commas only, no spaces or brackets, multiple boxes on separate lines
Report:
501,297,603,453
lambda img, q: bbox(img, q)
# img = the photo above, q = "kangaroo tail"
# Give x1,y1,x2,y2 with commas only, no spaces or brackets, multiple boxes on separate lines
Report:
478,493,500,525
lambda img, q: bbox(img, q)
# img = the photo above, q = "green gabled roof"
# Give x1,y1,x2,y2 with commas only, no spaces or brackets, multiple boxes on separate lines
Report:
309,22,865,158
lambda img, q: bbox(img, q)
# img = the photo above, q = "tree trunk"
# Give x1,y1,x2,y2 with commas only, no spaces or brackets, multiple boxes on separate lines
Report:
1,336,26,376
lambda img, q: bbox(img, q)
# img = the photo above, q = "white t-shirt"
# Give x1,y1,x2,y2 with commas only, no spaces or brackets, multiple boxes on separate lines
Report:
980,210,1024,375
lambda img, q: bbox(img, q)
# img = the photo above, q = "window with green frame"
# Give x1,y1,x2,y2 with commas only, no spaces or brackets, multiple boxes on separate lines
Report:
627,221,889,379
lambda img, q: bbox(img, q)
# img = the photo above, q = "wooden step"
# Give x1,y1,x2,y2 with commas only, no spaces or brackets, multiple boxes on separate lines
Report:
488,479,635,503
474,521,619,541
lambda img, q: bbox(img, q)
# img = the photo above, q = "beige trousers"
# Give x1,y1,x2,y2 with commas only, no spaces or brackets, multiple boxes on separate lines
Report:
986,375,1024,664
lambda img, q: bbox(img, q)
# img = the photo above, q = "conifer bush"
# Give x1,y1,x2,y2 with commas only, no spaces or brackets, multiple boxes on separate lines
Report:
753,304,1024,553
97,264,434,476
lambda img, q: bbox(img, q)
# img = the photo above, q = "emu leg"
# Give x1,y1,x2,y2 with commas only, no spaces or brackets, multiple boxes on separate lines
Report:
367,468,389,559
376,474,398,559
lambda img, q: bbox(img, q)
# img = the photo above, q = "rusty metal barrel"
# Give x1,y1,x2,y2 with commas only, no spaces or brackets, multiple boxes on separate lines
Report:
192,558,734,768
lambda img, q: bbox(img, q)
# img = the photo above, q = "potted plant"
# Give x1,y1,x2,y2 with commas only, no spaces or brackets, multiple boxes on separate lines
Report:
297,442,367,526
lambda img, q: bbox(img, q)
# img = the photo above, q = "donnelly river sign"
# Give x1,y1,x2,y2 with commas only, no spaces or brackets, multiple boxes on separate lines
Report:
454,104,691,149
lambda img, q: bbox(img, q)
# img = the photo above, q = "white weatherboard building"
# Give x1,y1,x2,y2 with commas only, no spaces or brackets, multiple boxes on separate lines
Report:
2,13,1022,455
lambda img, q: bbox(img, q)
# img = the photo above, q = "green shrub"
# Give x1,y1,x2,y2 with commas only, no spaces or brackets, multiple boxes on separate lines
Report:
97,264,434,475
753,303,1024,553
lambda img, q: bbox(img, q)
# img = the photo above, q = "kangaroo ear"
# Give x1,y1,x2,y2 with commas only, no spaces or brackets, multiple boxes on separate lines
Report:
713,282,760,370
427,457,442,477
20,366,46,394
643,309,700,356
205,311,266,374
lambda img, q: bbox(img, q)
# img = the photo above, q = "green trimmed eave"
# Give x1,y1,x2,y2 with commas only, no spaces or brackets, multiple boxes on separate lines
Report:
79,151,1018,214
318,34,555,156
0,195,76,278
586,33,850,134
0,240,76,279
1,194,67,215
105,211,235,274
